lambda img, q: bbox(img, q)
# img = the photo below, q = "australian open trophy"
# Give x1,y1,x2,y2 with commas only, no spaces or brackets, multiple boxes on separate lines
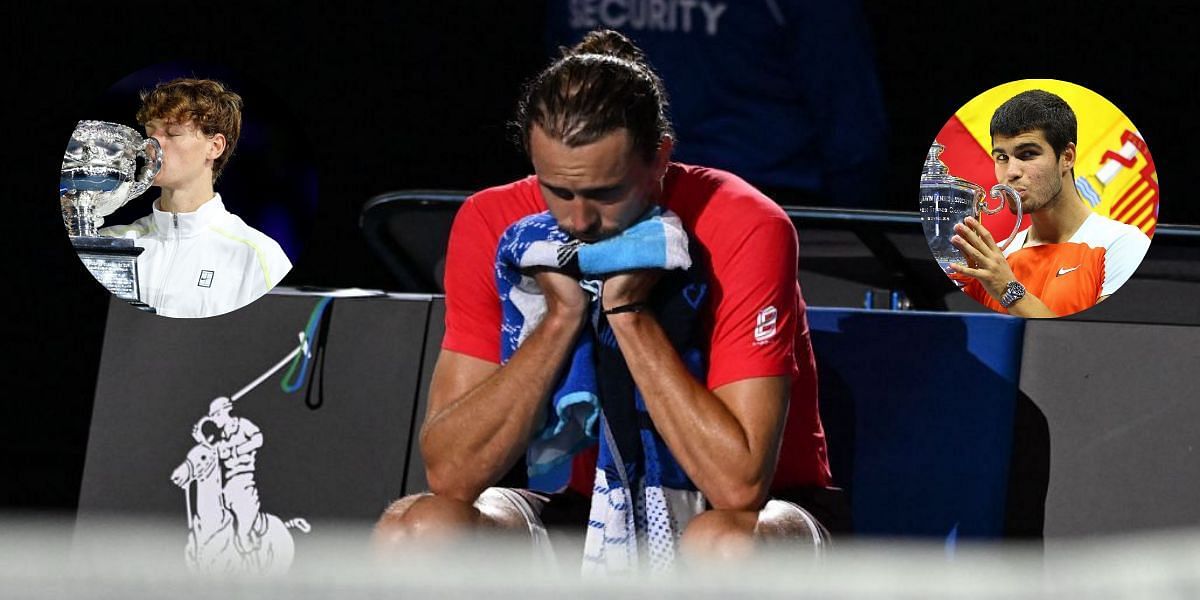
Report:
919,143,1023,286
60,120,161,308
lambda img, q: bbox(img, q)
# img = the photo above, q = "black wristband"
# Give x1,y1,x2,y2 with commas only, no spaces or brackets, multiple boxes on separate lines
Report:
602,301,647,315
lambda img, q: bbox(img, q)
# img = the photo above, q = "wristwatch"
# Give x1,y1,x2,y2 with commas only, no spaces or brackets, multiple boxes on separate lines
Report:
999,280,1026,308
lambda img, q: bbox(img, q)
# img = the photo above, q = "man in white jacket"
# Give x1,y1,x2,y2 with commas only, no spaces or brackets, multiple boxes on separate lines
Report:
101,78,292,318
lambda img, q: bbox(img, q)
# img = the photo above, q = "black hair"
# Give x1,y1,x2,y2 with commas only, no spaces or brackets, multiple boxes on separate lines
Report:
990,89,1077,157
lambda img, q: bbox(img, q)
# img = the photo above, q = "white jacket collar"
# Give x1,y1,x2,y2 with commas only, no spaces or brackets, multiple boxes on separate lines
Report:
152,194,229,238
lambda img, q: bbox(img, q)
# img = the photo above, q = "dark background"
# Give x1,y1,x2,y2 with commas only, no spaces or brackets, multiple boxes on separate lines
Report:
5,1,1197,511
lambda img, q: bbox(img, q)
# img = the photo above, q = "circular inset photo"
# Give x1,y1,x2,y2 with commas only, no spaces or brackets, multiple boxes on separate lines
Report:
59,62,316,318
919,79,1157,318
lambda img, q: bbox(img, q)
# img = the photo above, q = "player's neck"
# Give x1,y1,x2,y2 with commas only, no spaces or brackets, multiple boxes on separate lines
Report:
157,180,216,214
1028,181,1090,245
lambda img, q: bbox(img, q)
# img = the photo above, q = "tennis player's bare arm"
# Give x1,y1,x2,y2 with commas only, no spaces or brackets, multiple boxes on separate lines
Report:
420,270,586,503
602,271,788,511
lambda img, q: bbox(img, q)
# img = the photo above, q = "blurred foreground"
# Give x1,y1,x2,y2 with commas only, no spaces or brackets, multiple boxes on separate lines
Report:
3,515,1200,598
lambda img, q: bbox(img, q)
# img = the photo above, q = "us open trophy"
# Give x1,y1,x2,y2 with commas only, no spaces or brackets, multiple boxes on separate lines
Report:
919,143,1022,286
60,120,161,309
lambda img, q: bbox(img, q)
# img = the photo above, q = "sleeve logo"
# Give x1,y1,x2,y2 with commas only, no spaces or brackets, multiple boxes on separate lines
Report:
754,306,778,344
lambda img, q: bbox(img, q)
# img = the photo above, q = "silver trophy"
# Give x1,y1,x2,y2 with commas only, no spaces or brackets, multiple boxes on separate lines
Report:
919,143,1022,284
60,120,161,308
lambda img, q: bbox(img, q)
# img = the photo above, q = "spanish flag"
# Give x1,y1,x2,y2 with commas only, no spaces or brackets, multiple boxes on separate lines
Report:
934,79,1159,239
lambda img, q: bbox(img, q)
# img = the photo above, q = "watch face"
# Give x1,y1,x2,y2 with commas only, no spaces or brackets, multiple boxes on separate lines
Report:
1001,281,1025,308
921,79,1157,318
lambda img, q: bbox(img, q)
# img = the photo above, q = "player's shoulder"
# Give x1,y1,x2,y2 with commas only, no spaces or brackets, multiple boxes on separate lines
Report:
667,163,792,233
465,176,541,213
214,211,287,257
459,176,544,231
209,211,293,285
1074,212,1151,251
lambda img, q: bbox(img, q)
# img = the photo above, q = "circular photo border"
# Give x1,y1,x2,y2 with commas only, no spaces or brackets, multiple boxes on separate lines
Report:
58,60,318,318
922,78,1158,317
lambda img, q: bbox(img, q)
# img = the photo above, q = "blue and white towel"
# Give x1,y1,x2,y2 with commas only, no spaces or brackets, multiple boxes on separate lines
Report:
494,207,707,573
501,207,692,279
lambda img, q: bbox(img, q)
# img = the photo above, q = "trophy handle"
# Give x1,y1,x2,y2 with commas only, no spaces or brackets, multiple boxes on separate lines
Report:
129,137,162,200
980,184,1023,250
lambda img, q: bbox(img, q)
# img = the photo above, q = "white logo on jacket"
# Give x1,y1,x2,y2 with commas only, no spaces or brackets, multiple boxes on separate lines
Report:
754,306,777,344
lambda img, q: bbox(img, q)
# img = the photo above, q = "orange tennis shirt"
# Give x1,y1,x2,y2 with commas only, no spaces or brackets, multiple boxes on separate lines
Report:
964,213,1150,315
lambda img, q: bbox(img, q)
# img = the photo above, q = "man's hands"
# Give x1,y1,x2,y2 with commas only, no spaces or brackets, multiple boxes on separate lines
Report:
544,265,662,313
533,269,589,322
602,270,662,311
948,216,1018,302
949,216,1058,318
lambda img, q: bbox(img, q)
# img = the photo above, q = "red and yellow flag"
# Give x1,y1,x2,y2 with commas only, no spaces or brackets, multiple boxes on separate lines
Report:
934,79,1159,239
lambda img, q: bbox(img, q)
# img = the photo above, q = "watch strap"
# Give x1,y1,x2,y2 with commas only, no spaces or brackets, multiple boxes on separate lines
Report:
1000,280,1026,308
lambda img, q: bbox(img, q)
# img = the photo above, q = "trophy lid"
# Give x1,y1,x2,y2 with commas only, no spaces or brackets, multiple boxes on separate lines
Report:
920,142,983,193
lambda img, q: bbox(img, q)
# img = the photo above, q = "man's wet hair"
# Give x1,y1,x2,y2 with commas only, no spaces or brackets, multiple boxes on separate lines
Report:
990,89,1077,157
514,29,672,163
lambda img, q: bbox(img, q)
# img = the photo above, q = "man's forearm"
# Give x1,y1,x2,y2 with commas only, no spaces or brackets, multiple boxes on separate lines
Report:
420,312,584,502
1004,289,1058,318
605,311,783,510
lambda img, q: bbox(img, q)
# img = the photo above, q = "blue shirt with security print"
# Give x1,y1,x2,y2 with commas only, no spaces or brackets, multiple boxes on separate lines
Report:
546,0,888,208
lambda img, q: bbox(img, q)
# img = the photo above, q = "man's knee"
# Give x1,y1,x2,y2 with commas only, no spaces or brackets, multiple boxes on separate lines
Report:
680,501,829,562
680,509,758,561
374,493,482,549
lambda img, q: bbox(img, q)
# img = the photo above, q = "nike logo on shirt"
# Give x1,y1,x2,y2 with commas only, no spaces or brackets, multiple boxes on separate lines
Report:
1057,265,1080,277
